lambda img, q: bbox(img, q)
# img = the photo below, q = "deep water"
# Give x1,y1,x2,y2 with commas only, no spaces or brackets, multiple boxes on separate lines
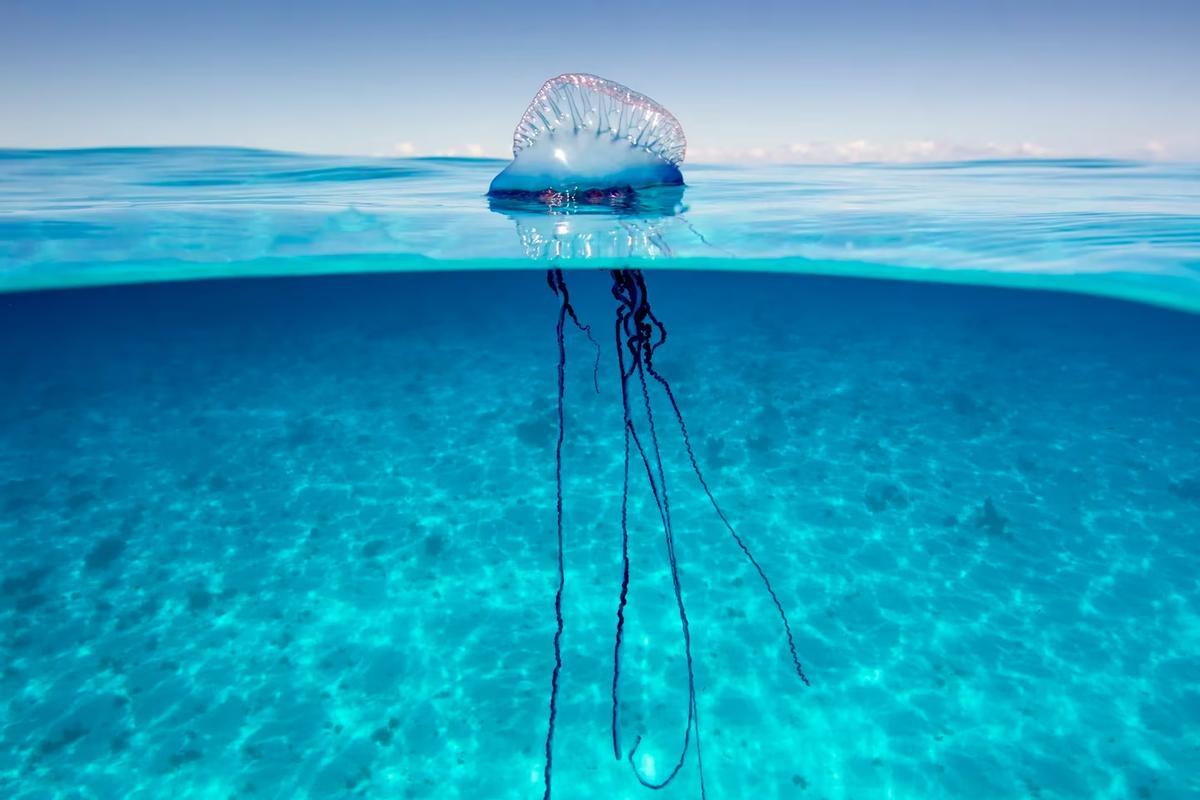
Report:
1,270,1198,800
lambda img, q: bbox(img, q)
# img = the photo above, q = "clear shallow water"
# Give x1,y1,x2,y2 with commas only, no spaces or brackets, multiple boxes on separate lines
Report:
1,149,1199,800
2,271,1198,800
2,148,1199,310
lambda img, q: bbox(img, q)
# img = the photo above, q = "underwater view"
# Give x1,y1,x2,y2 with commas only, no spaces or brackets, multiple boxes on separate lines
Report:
4,0,1200,781
3,141,1200,800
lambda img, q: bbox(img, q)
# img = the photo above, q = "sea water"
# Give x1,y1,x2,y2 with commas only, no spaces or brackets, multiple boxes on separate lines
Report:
1,149,1198,800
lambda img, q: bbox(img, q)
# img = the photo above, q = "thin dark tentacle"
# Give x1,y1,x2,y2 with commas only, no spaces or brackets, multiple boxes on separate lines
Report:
553,267,601,393
553,267,803,800
611,306,633,760
613,299,672,762
567,312,600,394
646,362,812,687
621,427,707,797
610,269,706,797
626,357,701,795
542,269,569,800
623,268,809,689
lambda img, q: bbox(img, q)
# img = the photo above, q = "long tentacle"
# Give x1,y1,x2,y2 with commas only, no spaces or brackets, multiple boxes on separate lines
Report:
646,361,811,687
555,267,803,800
626,358,702,795
541,269,570,800
610,269,706,797
555,269,601,393
631,267,811,688
611,306,634,760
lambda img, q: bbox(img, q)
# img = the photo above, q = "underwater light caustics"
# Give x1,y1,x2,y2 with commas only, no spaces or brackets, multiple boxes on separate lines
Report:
488,74,687,199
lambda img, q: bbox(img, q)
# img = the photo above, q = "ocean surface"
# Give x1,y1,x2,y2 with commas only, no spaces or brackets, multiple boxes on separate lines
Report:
3,148,1200,309
1,148,1198,800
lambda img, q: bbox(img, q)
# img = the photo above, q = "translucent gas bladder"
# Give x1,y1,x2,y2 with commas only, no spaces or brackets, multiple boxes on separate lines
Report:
488,74,686,199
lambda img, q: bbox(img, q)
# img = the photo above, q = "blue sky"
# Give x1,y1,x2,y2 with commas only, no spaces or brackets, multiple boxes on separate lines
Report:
2,0,1197,161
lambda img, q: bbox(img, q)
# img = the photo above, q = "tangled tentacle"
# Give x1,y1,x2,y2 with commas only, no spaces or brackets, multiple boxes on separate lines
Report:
610,270,706,796
545,268,808,800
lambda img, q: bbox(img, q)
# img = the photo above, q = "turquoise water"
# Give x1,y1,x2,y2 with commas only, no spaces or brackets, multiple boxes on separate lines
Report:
1,150,1199,800
3,148,1200,309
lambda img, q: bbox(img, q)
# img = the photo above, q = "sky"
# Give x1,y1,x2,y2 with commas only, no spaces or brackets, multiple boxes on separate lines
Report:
2,0,1198,162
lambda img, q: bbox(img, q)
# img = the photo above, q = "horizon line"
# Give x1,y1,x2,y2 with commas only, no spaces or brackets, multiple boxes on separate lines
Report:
1,143,1194,168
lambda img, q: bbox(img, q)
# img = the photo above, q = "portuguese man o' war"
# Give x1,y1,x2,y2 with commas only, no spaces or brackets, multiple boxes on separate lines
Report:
501,75,811,800
488,73,686,203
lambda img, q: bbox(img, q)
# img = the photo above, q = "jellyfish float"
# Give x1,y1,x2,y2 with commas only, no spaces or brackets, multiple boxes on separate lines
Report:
489,74,810,799
488,73,685,203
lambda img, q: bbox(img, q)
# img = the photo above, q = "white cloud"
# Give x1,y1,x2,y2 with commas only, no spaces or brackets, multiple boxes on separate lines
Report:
383,137,1180,164
430,143,506,158
685,138,1200,163
685,139,1067,164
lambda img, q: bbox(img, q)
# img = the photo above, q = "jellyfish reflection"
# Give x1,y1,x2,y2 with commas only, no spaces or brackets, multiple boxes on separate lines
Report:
487,185,686,262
